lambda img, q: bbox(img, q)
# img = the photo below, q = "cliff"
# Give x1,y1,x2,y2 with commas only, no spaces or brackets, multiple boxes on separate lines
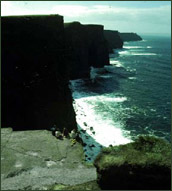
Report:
104,30,123,53
1,15,77,131
64,22,109,79
94,136,171,190
119,32,142,41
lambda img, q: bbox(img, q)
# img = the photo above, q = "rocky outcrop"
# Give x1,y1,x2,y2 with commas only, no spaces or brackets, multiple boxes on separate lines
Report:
2,15,76,131
94,136,171,190
104,30,123,53
119,32,142,41
64,22,109,79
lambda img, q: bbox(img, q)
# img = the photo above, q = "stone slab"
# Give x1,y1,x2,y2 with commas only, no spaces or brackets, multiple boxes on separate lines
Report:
1,128,96,190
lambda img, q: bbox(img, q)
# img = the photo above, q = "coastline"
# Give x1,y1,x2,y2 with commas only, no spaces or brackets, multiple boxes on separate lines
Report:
1,13,171,190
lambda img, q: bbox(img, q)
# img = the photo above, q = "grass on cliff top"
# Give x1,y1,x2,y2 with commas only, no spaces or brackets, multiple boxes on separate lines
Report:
94,135,171,170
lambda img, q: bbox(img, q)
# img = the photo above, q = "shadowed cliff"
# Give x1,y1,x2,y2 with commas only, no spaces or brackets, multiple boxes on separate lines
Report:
2,15,77,131
104,30,123,53
2,16,110,131
64,22,109,79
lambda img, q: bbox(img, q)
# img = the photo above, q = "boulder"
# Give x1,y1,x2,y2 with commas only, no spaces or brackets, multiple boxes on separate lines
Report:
94,135,171,190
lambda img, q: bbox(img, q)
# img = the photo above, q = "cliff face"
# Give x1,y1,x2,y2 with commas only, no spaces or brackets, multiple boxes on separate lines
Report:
64,22,109,79
2,15,77,131
104,30,123,53
119,32,142,41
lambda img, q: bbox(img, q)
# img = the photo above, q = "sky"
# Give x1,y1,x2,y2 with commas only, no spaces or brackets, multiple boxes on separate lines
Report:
1,1,171,35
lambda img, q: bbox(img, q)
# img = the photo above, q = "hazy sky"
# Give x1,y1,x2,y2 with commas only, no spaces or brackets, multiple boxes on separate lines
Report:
1,1,171,35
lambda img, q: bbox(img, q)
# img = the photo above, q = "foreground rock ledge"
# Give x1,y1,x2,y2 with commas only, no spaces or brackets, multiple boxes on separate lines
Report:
1,128,96,190
94,135,171,190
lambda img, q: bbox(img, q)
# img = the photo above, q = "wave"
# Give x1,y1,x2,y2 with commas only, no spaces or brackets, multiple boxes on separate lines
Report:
73,96,131,160
123,45,152,49
123,46,143,49
103,96,127,102
109,60,123,67
117,49,157,56
141,39,147,42
131,53,157,56
128,77,137,80
98,75,112,79
118,50,130,55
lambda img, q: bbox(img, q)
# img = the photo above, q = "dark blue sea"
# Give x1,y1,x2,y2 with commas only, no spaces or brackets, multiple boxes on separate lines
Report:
70,34,171,161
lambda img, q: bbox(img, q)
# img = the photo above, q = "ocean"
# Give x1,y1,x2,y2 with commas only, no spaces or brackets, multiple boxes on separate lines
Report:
70,34,171,161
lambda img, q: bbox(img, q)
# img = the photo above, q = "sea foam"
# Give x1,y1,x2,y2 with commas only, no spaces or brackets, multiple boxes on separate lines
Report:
73,96,131,147
110,60,123,67
123,46,143,49
131,53,157,56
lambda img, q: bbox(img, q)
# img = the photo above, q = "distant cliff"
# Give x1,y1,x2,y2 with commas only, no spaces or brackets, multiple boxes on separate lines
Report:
64,22,109,79
119,32,142,41
2,15,77,131
104,30,123,53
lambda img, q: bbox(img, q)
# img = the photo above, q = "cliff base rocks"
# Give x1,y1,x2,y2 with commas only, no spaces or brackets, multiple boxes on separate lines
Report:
94,135,171,190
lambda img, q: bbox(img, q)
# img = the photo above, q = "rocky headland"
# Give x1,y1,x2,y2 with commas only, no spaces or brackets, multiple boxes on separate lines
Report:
119,32,142,41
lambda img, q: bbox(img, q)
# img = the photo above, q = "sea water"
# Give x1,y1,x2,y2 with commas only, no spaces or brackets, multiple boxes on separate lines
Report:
70,34,171,161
